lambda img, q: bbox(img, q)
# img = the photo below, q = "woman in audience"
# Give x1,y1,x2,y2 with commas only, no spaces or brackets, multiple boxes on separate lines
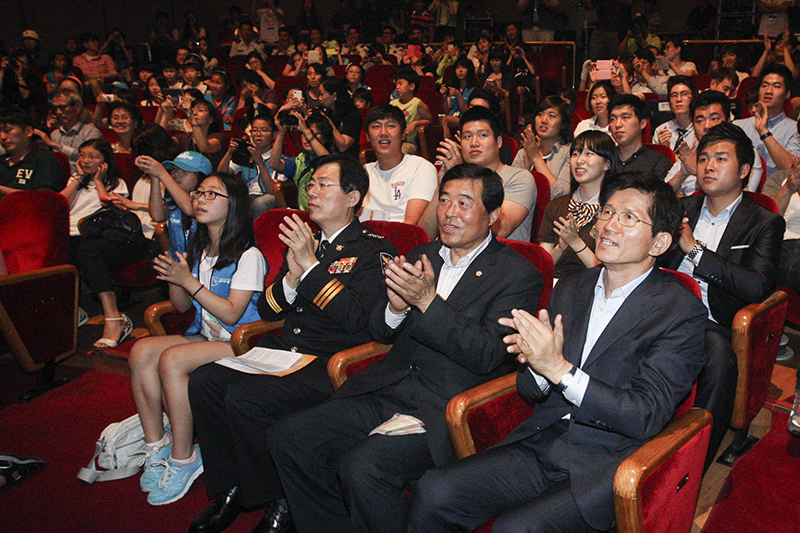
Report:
318,77,362,158
282,50,308,78
204,70,237,129
481,46,514,102
344,63,369,97
105,101,143,154
512,95,574,198
538,130,618,280
574,80,617,138
142,74,168,107
129,172,266,506
196,37,219,77
59,139,136,348
235,69,280,117
245,51,277,91
305,62,325,109
173,99,225,170
157,88,205,133
440,57,479,132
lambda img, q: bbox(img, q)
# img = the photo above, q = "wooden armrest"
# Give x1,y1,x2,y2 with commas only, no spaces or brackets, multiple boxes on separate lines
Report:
230,319,286,356
417,125,429,161
613,408,712,533
143,300,177,336
327,341,392,390
446,373,518,459
730,289,789,428
153,222,170,253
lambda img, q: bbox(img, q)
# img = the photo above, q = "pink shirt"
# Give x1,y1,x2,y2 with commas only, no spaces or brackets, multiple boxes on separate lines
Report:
72,53,117,79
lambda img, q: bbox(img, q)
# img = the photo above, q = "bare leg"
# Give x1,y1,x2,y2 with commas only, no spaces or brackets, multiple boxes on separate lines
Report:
95,291,123,348
129,335,194,443
158,340,234,459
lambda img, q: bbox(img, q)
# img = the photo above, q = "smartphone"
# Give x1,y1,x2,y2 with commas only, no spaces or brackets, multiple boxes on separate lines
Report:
308,50,321,64
290,89,304,102
595,60,613,81
100,94,116,103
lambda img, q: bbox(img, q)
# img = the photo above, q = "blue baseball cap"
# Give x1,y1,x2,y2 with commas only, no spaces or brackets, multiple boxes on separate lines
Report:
162,151,212,175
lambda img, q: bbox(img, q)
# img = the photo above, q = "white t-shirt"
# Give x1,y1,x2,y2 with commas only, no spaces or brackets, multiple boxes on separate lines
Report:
359,154,437,222
573,116,613,139
68,179,129,236
132,178,158,239
197,246,266,341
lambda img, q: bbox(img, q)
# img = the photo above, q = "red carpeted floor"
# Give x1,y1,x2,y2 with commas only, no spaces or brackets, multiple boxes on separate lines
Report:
702,405,800,533
0,370,263,532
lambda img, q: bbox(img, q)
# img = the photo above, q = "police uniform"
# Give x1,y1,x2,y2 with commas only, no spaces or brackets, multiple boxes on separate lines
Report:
188,218,396,508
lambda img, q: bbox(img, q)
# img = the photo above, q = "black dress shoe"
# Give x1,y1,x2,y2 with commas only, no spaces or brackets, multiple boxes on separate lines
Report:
189,486,243,533
251,500,295,533
0,454,46,486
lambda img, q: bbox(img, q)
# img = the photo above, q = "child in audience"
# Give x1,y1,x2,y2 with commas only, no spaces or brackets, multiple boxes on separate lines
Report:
129,172,266,506
142,75,168,107
390,67,432,154
42,51,76,98
162,60,183,90
352,87,373,109
132,63,157,90
204,70,237,130
270,108,332,209
180,60,206,94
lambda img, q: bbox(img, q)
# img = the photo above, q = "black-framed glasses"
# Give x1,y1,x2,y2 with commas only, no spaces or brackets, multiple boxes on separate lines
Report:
596,207,652,227
190,190,228,201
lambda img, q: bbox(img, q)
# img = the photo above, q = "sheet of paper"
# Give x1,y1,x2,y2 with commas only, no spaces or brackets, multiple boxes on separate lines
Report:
215,347,315,375
369,413,426,436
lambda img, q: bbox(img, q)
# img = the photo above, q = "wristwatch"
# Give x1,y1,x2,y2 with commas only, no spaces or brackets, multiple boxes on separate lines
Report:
686,239,706,264
557,366,578,392
760,131,773,141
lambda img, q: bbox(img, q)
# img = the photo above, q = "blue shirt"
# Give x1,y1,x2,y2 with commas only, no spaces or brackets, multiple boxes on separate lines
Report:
734,113,800,177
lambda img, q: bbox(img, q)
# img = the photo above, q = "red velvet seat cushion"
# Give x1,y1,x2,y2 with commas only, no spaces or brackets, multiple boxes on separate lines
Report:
0,191,69,273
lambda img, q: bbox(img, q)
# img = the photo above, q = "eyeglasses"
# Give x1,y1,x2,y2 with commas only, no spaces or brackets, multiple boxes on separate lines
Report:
53,104,74,111
190,190,228,201
250,128,273,134
302,181,341,193
669,91,692,100
596,207,652,228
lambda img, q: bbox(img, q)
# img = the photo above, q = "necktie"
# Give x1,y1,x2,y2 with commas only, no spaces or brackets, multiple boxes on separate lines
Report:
567,200,600,229
673,128,687,151
316,239,329,260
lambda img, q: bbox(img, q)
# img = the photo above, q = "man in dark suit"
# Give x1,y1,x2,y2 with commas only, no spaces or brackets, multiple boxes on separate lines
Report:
186,154,396,533
267,163,543,533
659,122,785,465
407,172,708,533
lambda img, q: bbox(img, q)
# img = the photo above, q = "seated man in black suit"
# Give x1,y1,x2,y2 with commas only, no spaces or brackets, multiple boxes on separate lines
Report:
659,122,784,466
267,163,543,533
609,94,673,180
186,153,396,533
408,171,708,533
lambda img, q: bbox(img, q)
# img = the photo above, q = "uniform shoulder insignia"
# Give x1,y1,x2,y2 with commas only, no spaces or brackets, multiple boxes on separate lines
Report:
361,228,384,239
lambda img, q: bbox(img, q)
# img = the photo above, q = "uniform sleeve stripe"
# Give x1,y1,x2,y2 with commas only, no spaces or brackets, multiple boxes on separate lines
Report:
313,279,343,308
318,282,345,311
265,284,282,313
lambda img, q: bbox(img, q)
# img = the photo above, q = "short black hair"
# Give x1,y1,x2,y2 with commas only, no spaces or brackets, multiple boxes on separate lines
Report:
608,94,648,121
667,75,698,99
534,95,573,143
599,171,683,239
80,32,99,44
759,63,794,93
106,101,143,128
394,66,420,94
696,122,754,186
364,103,406,131
690,89,731,119
0,108,34,130
467,88,501,116
312,153,369,211
352,87,373,105
440,163,504,214
460,106,502,138
710,67,739,91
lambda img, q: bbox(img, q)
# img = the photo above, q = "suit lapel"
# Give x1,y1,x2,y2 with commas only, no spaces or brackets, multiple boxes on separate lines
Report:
716,196,755,253
563,269,600,367
440,238,499,308
581,269,663,370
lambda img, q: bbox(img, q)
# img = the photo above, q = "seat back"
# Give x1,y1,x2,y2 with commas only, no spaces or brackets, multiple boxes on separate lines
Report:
114,153,139,192
645,143,677,165
497,239,553,312
746,190,779,214
274,75,308,101
530,171,551,243
254,209,318,287
614,408,712,533
0,191,70,274
361,220,430,257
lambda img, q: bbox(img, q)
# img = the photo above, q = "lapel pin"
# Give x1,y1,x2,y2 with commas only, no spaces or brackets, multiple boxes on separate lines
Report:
476,271,483,276
336,244,344,251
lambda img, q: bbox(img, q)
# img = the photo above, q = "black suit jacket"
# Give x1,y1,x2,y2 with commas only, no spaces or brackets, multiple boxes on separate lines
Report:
659,193,785,326
256,219,396,394
503,267,707,531
336,238,543,466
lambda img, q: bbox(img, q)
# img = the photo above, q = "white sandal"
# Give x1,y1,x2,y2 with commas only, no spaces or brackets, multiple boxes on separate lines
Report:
94,315,133,350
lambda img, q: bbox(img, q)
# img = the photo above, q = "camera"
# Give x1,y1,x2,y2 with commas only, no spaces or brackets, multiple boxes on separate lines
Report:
277,109,299,127
231,138,255,166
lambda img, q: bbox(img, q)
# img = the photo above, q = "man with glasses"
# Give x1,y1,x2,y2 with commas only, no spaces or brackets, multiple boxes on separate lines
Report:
33,88,101,173
187,153,396,533
653,76,698,151
408,171,706,533
659,122,784,467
